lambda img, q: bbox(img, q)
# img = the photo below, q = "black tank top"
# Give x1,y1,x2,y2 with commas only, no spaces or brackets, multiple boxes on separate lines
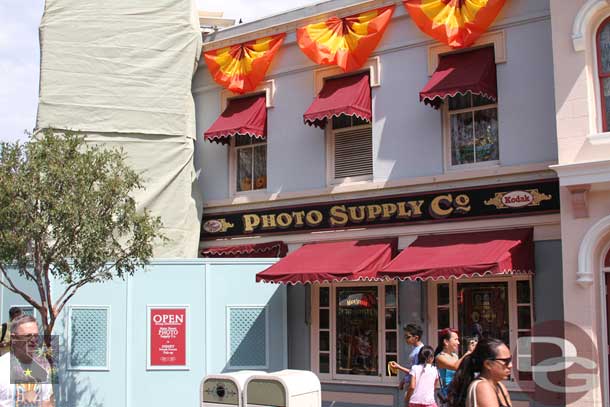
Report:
495,383,511,407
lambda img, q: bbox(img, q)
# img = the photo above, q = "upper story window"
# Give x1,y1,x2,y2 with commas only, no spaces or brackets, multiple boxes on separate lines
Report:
330,114,373,182
303,72,373,184
420,46,499,170
597,18,610,131
233,134,267,192
447,92,499,167
203,93,268,195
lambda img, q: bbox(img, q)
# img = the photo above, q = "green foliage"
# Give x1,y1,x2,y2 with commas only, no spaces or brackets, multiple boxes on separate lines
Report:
0,129,164,332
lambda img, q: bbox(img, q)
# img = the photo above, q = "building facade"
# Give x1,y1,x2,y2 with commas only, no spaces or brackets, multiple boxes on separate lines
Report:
195,1,562,406
549,0,610,405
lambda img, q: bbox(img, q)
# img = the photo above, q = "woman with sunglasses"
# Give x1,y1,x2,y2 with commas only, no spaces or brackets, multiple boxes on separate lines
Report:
447,338,513,407
434,328,475,405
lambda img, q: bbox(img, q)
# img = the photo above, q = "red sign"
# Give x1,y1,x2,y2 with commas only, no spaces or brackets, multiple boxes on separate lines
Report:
149,307,187,367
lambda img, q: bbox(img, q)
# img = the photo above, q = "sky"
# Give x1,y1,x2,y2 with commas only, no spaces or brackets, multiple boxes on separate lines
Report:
0,0,317,143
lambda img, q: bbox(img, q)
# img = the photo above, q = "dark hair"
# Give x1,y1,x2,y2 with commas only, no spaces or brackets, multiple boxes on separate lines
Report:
447,338,506,407
417,345,435,365
404,323,423,340
10,315,37,333
8,307,23,320
434,327,459,357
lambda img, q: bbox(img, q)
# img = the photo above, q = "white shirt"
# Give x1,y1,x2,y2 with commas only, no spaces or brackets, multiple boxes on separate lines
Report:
410,363,438,405
0,353,53,406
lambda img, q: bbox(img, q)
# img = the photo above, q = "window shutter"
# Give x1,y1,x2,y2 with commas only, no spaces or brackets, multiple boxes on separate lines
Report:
334,126,373,179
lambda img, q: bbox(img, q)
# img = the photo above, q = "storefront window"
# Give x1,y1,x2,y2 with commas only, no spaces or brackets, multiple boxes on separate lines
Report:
313,283,398,383
336,287,378,376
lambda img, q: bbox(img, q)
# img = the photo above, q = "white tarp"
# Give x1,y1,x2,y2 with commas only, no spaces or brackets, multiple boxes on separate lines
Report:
85,134,202,258
37,0,202,138
36,0,203,258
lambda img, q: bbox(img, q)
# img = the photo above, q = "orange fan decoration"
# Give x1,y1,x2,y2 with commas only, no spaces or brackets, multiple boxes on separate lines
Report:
403,0,506,48
204,33,286,94
297,6,395,72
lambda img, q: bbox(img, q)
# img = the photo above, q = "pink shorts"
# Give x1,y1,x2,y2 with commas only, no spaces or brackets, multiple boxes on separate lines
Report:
409,404,438,407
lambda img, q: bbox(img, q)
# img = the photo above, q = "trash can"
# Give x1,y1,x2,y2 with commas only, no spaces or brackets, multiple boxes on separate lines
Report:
201,371,267,407
244,370,321,407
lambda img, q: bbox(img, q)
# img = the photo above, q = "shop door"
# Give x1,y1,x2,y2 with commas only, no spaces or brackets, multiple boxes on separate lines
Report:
456,281,509,355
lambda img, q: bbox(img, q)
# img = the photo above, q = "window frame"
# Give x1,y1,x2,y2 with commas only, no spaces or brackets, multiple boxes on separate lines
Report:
311,281,399,385
596,16,610,133
325,116,374,186
225,304,270,370
427,275,534,388
229,134,268,196
66,305,111,371
442,93,500,171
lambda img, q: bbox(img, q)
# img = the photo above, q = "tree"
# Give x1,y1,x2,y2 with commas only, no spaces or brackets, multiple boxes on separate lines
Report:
0,129,164,343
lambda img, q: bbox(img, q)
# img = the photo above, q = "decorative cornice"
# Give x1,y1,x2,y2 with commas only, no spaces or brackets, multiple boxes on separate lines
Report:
550,159,610,186
572,0,610,51
567,184,591,218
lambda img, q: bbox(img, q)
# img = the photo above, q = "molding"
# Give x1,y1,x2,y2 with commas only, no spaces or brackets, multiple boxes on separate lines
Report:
573,0,610,51
313,56,381,95
225,305,269,369
220,79,276,111
587,131,610,144
66,305,111,371
428,30,507,76
203,163,557,211
567,184,591,219
577,213,610,287
550,159,610,186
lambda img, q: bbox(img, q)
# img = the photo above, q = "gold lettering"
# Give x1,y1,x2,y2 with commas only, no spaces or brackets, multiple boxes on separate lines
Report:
408,200,425,218
381,203,397,220
305,210,324,226
330,205,349,227
261,214,277,229
396,202,412,219
454,194,471,214
292,211,305,227
430,194,454,218
242,214,261,233
276,213,293,228
366,205,383,221
348,206,366,223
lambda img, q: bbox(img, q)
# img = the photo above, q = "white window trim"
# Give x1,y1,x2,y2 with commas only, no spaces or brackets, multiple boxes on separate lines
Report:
442,99,500,172
220,80,275,111
326,121,374,186
313,56,381,95
600,241,610,407
426,275,534,391
229,135,268,196
311,281,399,385
66,305,111,371
591,12,610,135
146,304,190,371
225,304,269,370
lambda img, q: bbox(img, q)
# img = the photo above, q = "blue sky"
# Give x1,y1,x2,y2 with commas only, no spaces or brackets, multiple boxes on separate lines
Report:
0,0,317,143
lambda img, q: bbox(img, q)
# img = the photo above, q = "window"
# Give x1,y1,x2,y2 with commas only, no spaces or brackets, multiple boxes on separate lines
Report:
429,277,533,383
328,114,373,183
312,282,398,383
68,306,110,370
597,17,610,131
232,134,267,193
446,92,499,168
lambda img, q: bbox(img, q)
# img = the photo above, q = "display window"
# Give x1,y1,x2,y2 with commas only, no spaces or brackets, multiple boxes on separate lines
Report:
311,282,398,384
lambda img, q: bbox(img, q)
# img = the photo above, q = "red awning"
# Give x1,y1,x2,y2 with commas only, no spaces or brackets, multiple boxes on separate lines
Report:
204,94,267,144
380,229,533,281
420,46,497,109
256,239,396,284
303,72,371,128
201,241,287,258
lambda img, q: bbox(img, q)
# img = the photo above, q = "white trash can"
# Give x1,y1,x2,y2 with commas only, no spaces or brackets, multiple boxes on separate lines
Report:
201,371,267,407
244,370,321,407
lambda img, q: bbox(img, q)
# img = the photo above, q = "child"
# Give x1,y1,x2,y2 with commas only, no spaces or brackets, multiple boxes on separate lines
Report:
408,346,438,407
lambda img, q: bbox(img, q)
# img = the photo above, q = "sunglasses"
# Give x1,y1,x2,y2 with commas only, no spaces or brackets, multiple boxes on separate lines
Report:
488,356,512,367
